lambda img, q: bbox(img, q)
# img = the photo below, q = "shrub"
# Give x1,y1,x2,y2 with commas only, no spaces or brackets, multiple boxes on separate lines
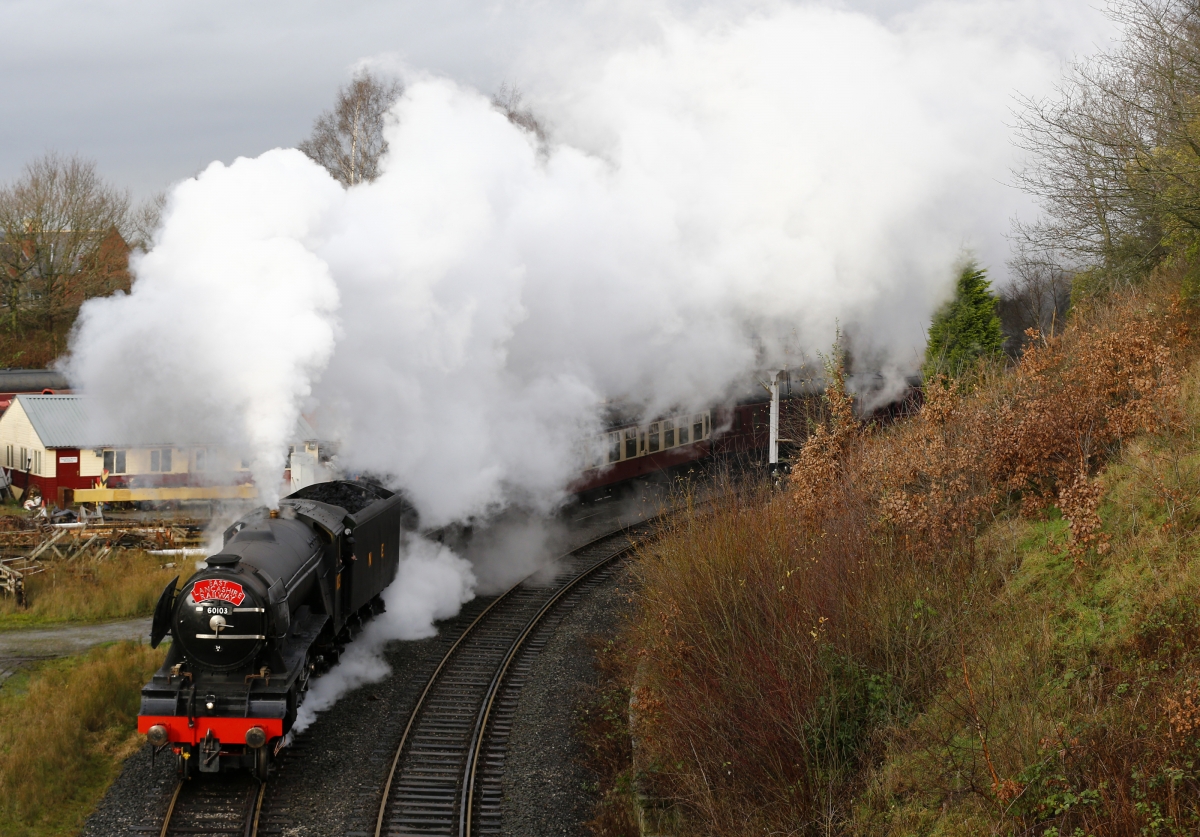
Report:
624,279,1193,835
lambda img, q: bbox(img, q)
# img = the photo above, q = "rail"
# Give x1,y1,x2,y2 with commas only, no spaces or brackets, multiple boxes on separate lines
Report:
374,520,657,837
156,775,265,837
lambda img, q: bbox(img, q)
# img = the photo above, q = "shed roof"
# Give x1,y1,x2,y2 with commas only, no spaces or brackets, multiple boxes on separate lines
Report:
16,394,101,448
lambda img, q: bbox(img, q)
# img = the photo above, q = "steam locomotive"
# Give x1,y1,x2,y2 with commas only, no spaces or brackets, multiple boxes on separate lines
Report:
137,479,416,779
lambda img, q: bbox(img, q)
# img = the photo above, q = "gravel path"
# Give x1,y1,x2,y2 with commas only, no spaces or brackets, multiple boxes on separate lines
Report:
500,565,632,837
0,616,151,688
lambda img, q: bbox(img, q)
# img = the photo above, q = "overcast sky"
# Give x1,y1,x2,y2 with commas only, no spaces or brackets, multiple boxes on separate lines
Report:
3,0,1115,203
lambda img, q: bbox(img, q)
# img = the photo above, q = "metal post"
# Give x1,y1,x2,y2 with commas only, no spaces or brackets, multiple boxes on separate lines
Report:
769,370,781,470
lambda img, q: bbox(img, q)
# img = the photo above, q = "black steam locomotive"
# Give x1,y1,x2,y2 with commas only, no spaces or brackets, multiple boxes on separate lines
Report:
137,480,416,779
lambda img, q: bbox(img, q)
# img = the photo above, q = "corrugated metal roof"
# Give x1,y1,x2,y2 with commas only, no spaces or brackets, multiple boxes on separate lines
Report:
16,394,107,448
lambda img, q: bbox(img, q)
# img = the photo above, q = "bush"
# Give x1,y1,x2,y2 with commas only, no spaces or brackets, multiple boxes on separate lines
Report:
623,279,1193,835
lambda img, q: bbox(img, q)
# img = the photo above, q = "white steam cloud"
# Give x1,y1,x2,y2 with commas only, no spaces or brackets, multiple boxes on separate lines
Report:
293,536,476,732
63,4,1085,677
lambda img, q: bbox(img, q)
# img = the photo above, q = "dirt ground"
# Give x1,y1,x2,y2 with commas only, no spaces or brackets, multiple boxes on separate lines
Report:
0,617,150,687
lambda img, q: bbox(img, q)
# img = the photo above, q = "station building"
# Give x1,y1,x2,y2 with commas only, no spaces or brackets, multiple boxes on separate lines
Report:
0,393,256,507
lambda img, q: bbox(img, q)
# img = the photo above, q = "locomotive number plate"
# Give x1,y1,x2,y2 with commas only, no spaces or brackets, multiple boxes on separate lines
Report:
190,579,246,606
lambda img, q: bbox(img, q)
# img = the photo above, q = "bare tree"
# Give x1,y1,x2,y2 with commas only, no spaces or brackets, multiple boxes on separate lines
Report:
299,70,404,187
492,84,549,143
998,256,1073,355
0,153,130,335
1013,0,1200,289
129,191,167,252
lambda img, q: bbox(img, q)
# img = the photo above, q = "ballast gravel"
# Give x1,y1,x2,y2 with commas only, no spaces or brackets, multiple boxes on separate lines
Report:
499,566,632,837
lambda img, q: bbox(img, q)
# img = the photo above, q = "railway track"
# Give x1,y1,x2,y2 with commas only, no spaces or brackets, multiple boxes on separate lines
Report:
373,521,654,837
148,518,655,837
154,774,264,837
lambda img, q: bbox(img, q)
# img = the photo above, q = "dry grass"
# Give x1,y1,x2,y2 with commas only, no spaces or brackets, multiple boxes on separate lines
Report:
618,279,1197,835
0,550,180,629
0,641,166,837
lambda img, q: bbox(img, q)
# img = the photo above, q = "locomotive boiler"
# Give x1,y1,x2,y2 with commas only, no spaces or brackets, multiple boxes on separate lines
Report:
137,479,416,779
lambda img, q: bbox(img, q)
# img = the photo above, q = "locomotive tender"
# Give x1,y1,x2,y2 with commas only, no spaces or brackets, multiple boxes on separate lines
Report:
137,479,416,779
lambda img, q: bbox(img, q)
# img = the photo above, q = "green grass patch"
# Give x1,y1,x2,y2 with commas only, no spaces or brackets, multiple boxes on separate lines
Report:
0,641,166,837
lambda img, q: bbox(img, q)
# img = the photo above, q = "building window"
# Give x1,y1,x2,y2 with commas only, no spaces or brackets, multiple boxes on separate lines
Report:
103,450,127,474
150,448,173,472
4,445,11,468
32,450,41,475
20,447,27,471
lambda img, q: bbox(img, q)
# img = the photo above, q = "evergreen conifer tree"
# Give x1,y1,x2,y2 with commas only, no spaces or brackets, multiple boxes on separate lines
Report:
923,263,1004,379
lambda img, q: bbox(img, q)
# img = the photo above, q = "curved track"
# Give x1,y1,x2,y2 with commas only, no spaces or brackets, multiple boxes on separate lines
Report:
374,521,654,837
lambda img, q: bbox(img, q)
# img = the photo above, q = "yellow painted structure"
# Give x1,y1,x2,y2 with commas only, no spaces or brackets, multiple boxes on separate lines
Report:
72,485,258,503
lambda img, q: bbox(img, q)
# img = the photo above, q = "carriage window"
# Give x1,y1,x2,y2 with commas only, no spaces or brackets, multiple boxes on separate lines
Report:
664,419,675,448
704,414,710,437
608,432,621,463
679,421,689,445
625,428,638,459
694,417,704,440
648,423,660,453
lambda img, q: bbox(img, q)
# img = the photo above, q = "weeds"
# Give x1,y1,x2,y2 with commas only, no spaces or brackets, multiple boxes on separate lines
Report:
579,636,641,836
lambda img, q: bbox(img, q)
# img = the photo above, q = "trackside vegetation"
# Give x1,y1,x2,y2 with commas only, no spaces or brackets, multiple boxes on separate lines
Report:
0,642,165,837
590,276,1200,835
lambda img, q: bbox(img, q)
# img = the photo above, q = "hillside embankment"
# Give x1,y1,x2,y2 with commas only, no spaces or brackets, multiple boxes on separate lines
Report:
593,278,1200,835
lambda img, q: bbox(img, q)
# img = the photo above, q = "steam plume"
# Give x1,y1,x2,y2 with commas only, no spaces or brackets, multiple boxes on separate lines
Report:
62,2,1089,711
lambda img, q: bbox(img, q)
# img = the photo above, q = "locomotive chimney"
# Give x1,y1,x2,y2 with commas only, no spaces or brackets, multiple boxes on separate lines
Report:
269,509,279,519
